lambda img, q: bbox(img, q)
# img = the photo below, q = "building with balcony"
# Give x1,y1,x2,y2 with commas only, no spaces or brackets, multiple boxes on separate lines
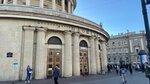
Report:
0,0,109,81
107,31,147,65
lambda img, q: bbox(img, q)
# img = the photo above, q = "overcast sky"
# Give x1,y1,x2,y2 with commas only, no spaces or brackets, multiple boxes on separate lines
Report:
74,0,150,35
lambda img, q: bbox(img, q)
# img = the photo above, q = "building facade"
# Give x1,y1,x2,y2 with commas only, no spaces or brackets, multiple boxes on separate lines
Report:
0,0,109,81
107,31,147,65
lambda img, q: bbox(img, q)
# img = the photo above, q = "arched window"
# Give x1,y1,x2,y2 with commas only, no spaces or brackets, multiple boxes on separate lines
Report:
79,40,88,47
47,36,62,45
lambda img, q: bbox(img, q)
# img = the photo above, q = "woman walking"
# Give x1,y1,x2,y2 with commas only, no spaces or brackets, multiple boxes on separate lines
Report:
25,65,32,83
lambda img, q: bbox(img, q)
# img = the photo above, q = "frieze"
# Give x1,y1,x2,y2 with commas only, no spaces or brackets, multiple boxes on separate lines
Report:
24,20,106,38
35,21,93,35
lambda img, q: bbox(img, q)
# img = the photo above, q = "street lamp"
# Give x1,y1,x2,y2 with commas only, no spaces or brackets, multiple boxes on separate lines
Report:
141,0,150,62
146,0,150,4
141,0,150,83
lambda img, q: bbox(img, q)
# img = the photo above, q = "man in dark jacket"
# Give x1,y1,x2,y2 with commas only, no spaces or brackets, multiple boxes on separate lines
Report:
53,65,60,84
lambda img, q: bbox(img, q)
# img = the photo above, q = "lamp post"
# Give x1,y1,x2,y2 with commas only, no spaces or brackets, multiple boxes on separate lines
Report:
141,0,150,83
141,0,150,63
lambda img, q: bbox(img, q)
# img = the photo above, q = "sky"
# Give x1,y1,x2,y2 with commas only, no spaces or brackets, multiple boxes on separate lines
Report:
74,0,150,35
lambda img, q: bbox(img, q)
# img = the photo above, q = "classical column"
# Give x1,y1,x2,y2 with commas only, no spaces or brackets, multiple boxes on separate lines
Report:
52,0,56,10
101,41,107,74
4,0,8,4
141,38,144,50
26,0,30,6
129,40,133,53
73,32,80,76
22,26,35,79
64,31,72,77
13,0,17,5
68,0,71,14
95,38,100,74
90,36,97,74
40,0,44,8
35,28,47,79
61,0,65,12
71,5,74,14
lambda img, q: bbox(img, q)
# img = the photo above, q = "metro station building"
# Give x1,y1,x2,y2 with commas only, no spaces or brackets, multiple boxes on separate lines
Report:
0,0,109,81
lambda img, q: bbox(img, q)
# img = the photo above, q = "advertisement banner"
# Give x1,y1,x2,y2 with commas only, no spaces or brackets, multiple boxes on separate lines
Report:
140,55,148,64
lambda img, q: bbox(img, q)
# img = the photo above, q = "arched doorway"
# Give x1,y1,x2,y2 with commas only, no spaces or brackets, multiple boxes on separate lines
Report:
79,40,89,75
47,36,62,78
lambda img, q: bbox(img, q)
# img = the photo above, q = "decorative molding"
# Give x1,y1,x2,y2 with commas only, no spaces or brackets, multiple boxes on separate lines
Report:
23,25,35,31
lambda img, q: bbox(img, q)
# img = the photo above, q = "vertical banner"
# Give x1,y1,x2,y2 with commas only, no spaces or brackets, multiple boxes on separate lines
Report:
140,55,148,64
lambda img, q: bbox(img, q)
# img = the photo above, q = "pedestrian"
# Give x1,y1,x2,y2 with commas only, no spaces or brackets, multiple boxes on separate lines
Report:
120,65,127,84
116,65,119,75
129,63,133,75
107,64,111,72
25,65,32,83
53,65,60,84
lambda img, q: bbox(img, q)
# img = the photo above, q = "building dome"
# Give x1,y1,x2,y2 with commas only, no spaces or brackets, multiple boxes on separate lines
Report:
0,0,76,14
0,0,109,81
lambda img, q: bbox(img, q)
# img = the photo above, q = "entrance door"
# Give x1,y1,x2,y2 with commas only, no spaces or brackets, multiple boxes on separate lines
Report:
47,49,61,78
80,49,89,75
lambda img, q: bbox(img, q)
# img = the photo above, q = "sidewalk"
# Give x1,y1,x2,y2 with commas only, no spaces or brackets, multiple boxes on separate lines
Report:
0,71,149,84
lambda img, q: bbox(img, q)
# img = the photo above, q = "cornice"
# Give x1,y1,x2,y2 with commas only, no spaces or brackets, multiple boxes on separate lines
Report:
0,5,109,40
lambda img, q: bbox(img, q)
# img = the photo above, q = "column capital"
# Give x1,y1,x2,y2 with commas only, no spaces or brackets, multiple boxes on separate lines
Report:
95,37,100,40
26,0,30,6
90,36,96,39
36,27,47,32
99,37,106,43
64,30,72,35
4,0,8,4
23,26,35,31
73,32,80,36
13,0,17,5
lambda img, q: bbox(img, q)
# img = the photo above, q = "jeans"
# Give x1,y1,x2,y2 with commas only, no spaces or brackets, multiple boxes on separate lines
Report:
54,77,58,84
26,73,31,81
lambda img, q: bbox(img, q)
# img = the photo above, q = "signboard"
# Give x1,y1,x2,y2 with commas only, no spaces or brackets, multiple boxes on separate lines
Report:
140,55,148,64
7,52,13,57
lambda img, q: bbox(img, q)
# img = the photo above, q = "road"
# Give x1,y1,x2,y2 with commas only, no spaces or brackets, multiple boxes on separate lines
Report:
0,71,149,84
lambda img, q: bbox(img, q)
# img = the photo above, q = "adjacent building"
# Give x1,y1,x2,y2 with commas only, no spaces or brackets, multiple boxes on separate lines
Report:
0,0,109,81
107,31,147,64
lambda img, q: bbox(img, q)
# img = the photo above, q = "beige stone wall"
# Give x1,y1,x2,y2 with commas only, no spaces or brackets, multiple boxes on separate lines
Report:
0,15,109,80
0,19,22,81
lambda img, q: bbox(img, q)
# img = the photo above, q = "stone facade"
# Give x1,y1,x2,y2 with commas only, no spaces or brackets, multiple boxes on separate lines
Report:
107,31,147,64
0,0,109,81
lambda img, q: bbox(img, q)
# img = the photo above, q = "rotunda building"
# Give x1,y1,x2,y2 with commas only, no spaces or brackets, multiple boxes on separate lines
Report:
0,0,109,81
